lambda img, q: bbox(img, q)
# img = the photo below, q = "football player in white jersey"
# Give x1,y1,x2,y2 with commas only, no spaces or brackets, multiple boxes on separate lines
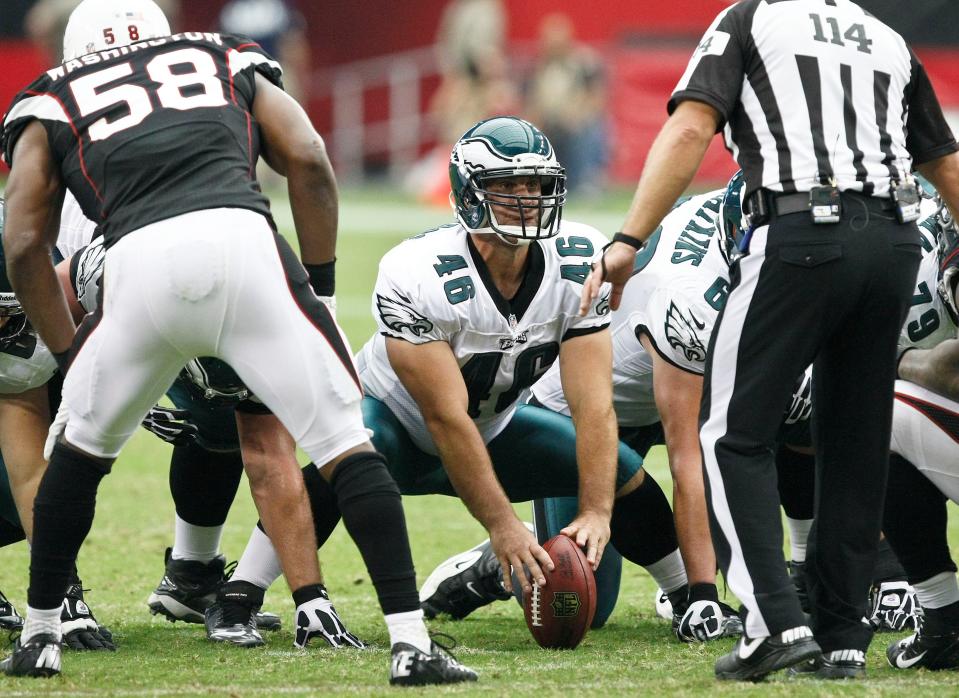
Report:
882,196,959,670
223,117,689,623
0,199,114,650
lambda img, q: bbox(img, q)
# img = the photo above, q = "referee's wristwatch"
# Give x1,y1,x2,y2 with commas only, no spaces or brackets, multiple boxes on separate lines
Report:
612,232,644,250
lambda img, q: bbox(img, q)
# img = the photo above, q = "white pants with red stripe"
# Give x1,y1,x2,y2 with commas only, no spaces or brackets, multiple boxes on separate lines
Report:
891,379,959,503
60,207,368,463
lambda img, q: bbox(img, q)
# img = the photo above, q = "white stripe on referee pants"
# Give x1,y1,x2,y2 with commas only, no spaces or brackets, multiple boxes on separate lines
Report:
700,224,771,639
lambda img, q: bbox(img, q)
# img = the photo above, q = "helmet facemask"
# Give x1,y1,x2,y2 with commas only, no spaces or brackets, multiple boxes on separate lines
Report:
936,196,959,324
0,298,29,351
469,168,566,243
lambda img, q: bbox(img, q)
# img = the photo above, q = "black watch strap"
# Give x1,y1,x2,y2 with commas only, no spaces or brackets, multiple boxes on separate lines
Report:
612,232,644,250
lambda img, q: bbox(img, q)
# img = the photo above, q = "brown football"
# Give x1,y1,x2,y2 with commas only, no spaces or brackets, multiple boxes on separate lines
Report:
523,535,597,649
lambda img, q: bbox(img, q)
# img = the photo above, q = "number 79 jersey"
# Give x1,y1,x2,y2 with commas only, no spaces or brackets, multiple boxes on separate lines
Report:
2,32,282,247
356,222,612,455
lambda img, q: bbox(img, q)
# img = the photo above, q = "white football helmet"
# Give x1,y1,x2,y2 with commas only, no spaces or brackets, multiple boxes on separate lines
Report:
62,0,171,61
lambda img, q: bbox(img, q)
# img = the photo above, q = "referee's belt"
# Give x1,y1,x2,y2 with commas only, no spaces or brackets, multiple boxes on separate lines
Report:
745,189,895,223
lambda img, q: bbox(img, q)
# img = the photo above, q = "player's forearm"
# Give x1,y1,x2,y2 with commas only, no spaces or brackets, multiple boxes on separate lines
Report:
620,107,715,241
570,402,617,518
288,148,339,265
8,247,75,355
427,413,517,530
899,340,959,401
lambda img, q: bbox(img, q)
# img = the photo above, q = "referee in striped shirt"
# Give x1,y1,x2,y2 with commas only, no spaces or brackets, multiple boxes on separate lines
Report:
581,0,959,682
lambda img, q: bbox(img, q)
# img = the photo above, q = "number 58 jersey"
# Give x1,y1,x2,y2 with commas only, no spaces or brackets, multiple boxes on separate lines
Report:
356,223,612,455
2,32,282,247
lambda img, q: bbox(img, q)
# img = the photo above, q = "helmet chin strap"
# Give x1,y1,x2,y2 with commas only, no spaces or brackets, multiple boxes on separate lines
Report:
495,233,533,247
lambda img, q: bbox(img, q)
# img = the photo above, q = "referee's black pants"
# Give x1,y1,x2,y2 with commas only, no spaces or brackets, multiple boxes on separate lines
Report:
699,198,921,652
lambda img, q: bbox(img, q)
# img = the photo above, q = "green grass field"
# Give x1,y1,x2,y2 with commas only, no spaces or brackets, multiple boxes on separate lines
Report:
0,186,957,696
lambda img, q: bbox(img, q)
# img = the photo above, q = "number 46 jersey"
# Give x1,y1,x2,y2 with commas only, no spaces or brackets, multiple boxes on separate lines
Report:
356,222,612,455
2,32,281,247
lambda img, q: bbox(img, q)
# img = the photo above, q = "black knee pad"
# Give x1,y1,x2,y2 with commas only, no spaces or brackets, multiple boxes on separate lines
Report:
330,451,400,504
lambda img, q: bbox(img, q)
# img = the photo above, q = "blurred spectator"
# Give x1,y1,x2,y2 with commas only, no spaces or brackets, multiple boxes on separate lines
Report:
526,13,608,198
26,0,179,65
435,0,505,79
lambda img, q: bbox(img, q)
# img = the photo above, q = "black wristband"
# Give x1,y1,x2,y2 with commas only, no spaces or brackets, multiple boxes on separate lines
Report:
52,349,70,375
895,345,914,379
304,259,335,296
612,232,644,250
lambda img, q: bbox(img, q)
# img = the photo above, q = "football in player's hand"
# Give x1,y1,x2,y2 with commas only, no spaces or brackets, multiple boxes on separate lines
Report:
523,535,597,649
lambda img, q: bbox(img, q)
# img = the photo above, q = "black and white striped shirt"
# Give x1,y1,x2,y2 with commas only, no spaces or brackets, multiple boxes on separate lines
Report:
669,0,958,199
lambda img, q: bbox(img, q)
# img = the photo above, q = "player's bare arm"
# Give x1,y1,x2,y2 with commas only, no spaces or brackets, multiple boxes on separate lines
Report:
4,121,74,358
641,334,717,586
580,100,719,315
252,73,337,266
899,339,959,402
556,328,615,568
385,336,554,593
0,386,50,538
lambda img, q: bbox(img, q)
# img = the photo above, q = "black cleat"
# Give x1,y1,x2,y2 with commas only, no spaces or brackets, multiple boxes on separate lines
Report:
148,548,280,630
887,620,959,670
419,539,510,620
389,637,478,686
788,561,810,615
0,633,61,677
788,649,866,679
204,581,265,648
0,588,23,631
715,625,820,681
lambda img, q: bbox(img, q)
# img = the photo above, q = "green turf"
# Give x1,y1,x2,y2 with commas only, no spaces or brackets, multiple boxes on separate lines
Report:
0,185,957,695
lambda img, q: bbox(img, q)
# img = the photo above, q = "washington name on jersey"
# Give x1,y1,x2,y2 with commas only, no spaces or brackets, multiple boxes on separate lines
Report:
2,33,282,246
531,191,729,427
357,222,611,454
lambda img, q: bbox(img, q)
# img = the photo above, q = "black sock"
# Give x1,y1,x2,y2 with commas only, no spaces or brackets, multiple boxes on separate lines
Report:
28,444,109,610
925,600,959,634
169,442,243,527
776,445,815,520
255,463,342,547
609,472,678,566
331,451,419,615
883,454,957,585
872,537,908,584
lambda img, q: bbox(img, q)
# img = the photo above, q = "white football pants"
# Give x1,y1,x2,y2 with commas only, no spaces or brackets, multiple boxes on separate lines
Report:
891,379,959,503
60,208,368,463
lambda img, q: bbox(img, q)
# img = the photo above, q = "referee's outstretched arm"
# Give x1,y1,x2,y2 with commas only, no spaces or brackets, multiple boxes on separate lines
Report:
579,100,718,315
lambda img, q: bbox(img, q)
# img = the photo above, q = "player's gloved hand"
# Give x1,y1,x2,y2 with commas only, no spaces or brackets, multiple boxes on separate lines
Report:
293,586,364,649
560,510,611,570
43,398,70,461
784,369,813,424
869,580,920,633
141,405,199,446
676,600,726,643
489,517,554,596
61,587,116,651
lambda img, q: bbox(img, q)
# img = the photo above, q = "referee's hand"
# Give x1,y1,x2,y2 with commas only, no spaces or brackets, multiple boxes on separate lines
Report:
579,241,636,316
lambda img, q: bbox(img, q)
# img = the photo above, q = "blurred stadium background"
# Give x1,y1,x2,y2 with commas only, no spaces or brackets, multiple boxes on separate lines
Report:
2,0,958,200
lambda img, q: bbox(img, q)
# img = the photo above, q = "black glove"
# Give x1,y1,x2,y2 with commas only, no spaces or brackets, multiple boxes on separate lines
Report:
141,405,199,446
61,586,116,651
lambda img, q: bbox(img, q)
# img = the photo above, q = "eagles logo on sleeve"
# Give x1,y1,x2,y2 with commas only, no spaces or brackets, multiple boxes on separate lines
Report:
665,301,707,362
376,292,435,338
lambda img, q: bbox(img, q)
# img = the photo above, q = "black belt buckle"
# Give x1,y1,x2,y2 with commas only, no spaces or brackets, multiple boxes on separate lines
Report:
809,185,841,224
744,189,770,228
891,179,921,223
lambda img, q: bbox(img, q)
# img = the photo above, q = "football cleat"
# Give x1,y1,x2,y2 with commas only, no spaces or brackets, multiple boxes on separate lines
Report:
420,538,511,620
148,548,280,630
62,582,115,651
887,622,959,670
0,633,61,677
389,636,478,686
789,649,866,679
675,599,743,643
787,560,810,615
654,587,674,621
293,587,365,649
204,581,265,648
869,580,920,633
715,625,820,681
0,588,23,631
